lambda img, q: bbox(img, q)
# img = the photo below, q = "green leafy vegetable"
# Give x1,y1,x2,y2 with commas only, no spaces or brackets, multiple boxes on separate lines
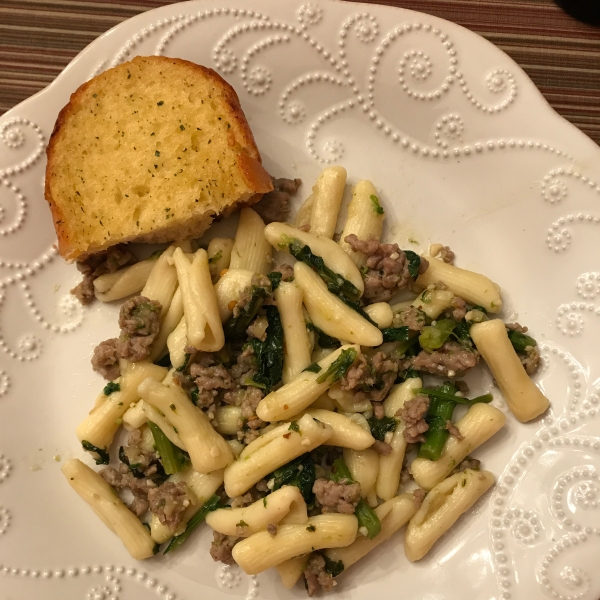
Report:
381,326,410,343
176,353,191,372
367,416,396,441
303,362,322,373
316,348,357,384
208,249,222,264
225,285,269,339
416,387,493,405
307,322,341,349
103,382,121,396
148,421,188,475
418,382,458,461
403,250,421,279
267,271,283,291
289,242,361,302
190,388,199,405
271,453,316,503
507,329,537,353
397,367,419,381
149,248,166,260
250,306,284,392
82,440,110,465
370,194,384,215
322,554,345,577
419,318,457,351
288,421,301,433
330,459,381,539
163,494,222,554
306,524,316,532
452,320,472,342
154,354,172,368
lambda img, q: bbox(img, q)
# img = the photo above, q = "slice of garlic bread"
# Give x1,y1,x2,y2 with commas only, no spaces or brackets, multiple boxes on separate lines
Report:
45,56,273,260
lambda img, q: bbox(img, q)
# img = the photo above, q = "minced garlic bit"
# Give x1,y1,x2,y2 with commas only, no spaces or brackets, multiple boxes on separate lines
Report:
429,243,443,257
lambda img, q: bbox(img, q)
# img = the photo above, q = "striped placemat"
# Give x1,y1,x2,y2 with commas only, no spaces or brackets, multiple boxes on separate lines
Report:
1,0,599,145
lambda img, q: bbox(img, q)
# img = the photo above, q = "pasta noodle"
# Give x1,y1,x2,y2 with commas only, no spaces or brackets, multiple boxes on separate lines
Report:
76,361,167,451
470,319,549,422
376,378,423,501
308,166,347,238
303,408,375,450
207,237,234,280
404,469,495,561
276,281,312,383
415,257,503,314
264,222,364,294
232,513,358,574
172,247,224,351
141,245,178,317
229,207,272,274
411,289,455,320
149,287,183,362
363,302,394,328
62,459,156,559
150,468,224,543
276,555,310,589
410,402,506,490
214,268,254,323
338,180,385,267
121,400,185,449
206,486,307,536
325,494,417,569
343,448,379,506
295,263,382,347
255,344,361,422
137,378,233,473
94,259,156,302
223,413,332,497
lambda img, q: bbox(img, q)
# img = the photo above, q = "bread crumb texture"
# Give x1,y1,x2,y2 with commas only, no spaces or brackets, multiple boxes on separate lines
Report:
45,56,272,260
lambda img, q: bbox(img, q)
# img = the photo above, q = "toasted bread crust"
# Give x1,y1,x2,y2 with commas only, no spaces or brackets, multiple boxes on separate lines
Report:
45,56,272,261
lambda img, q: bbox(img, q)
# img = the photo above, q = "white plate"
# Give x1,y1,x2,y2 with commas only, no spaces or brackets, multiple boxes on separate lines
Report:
1,1,600,599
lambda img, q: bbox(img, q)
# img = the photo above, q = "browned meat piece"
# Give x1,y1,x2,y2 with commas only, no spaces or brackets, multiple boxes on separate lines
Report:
393,306,426,331
400,395,430,444
339,351,398,403
340,354,368,389
252,176,301,224
237,427,262,445
190,363,235,407
147,482,192,529
450,296,467,321
313,478,361,514
445,420,464,440
272,263,295,282
411,341,479,377
118,295,161,336
99,466,153,517
299,224,311,232
521,345,541,375
439,246,455,264
413,488,426,509
372,402,385,419
266,523,278,537
91,338,120,380
228,345,257,383
371,440,393,455
210,532,240,565
114,295,162,362
71,245,136,305
451,457,481,475
344,234,429,303
304,554,335,597
230,492,254,509
240,387,264,427
506,322,528,333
